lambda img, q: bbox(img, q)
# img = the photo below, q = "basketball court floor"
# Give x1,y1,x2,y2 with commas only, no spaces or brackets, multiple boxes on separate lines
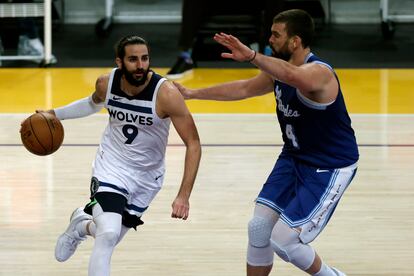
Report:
0,68,413,275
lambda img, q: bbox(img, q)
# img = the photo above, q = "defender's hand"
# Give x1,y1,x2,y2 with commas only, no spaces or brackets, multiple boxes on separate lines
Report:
214,32,255,62
173,81,193,99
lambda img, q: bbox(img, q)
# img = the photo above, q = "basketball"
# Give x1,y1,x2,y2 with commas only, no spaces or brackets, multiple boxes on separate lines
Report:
20,112,64,156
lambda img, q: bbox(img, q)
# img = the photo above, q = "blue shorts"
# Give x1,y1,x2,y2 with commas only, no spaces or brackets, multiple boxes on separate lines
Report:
257,155,357,243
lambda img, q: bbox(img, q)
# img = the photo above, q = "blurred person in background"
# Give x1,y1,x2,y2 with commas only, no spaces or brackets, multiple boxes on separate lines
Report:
166,0,283,79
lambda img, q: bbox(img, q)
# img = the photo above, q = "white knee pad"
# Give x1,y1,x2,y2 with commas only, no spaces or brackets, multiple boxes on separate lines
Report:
246,204,279,266
248,216,274,248
97,230,120,248
247,244,274,267
93,204,123,247
270,221,315,271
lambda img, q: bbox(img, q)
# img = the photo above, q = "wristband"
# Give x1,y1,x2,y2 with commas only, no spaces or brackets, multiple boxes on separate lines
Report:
247,50,257,62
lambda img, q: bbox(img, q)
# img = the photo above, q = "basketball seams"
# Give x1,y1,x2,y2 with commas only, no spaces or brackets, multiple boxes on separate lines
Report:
39,112,55,152
28,114,48,155
21,112,64,156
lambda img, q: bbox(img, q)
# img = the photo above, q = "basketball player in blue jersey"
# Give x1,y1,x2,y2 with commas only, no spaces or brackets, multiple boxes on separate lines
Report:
175,9,358,276
41,35,201,276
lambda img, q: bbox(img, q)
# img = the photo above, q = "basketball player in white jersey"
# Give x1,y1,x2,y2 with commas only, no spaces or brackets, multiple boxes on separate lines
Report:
175,10,358,276
42,35,201,276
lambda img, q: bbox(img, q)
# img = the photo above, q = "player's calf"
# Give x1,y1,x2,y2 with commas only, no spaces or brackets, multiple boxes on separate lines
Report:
270,220,315,270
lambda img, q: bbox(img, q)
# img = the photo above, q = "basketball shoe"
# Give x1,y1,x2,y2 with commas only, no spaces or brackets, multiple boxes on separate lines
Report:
166,55,194,79
17,35,57,64
55,207,92,262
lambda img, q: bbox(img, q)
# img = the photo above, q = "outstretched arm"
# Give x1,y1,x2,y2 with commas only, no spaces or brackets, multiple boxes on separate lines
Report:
38,74,108,119
174,71,274,101
158,81,201,220
214,32,336,99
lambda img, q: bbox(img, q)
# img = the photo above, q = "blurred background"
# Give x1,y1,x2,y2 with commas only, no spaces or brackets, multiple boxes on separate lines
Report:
0,0,414,69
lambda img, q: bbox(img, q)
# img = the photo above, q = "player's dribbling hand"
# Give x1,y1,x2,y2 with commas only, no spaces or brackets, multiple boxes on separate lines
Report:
214,32,255,62
20,109,56,127
173,81,192,99
35,109,56,116
171,196,190,220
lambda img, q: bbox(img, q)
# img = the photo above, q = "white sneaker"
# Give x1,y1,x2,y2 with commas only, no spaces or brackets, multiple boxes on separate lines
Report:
18,35,42,56
17,35,57,64
55,207,92,262
332,267,346,276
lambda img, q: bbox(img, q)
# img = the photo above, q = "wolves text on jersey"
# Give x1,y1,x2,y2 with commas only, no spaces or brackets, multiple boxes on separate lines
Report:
108,108,153,126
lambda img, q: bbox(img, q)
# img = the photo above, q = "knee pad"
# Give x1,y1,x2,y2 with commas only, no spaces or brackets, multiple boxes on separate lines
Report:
97,230,120,248
248,216,274,248
94,210,123,247
246,207,279,267
247,244,274,267
270,221,315,270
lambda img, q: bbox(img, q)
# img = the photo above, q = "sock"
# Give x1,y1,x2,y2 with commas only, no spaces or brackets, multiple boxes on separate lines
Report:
313,263,336,276
76,220,132,242
76,219,96,237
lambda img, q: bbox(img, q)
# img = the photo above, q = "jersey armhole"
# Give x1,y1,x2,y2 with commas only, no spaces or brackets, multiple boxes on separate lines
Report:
104,68,118,107
152,78,168,121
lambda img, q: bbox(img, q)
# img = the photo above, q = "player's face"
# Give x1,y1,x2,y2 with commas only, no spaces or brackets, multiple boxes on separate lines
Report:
121,44,150,86
268,23,293,61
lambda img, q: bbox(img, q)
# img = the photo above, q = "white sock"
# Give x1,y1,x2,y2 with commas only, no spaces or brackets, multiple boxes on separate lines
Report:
76,220,131,242
75,214,128,243
313,263,337,276
76,219,96,237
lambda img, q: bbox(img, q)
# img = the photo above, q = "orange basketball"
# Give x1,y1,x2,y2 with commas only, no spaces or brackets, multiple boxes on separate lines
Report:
20,112,64,156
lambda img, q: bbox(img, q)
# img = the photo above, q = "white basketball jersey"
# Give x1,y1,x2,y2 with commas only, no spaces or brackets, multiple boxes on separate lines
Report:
98,68,171,170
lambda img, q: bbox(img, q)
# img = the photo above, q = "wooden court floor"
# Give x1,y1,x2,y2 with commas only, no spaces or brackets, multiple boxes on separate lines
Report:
0,68,414,275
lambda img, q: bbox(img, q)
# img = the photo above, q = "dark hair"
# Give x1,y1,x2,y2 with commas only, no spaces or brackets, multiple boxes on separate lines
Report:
115,35,150,59
273,9,314,48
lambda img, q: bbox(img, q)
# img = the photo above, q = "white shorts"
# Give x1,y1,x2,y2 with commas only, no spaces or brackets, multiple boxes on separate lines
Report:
92,149,165,217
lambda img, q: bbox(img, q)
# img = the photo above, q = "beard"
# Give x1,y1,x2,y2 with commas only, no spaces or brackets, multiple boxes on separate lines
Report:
270,43,292,61
121,64,150,87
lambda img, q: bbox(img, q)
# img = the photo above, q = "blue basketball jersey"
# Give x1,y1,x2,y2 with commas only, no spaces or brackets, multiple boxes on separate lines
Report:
274,53,359,168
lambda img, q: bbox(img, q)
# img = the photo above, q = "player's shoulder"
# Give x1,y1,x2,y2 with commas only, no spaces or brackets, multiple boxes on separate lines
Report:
158,79,181,97
300,60,335,83
97,72,111,84
305,54,334,72
95,73,111,90
93,72,111,101
156,80,186,115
